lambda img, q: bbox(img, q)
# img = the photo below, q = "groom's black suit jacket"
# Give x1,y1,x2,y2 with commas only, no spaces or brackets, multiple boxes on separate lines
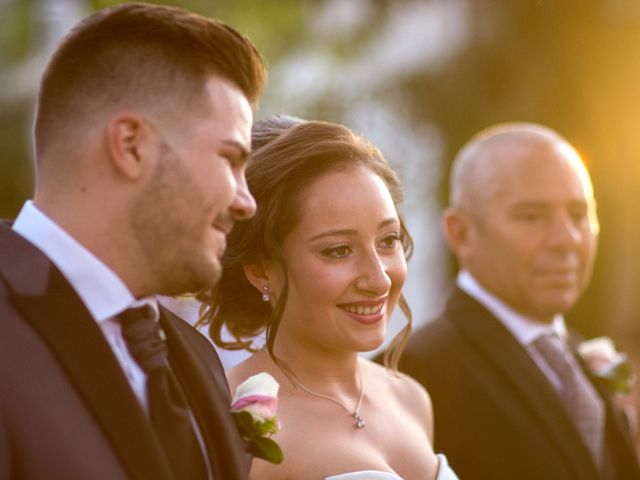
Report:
400,287,640,480
0,222,250,480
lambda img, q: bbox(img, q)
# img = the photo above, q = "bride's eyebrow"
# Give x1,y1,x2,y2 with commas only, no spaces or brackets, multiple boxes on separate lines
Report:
310,229,357,241
379,218,400,229
309,218,399,241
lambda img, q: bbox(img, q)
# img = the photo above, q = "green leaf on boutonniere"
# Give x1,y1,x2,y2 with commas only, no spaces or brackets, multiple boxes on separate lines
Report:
579,337,636,395
598,355,634,394
249,436,284,464
253,416,280,436
233,411,256,436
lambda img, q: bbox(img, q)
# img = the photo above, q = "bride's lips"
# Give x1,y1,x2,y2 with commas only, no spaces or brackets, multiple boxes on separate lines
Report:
337,297,388,325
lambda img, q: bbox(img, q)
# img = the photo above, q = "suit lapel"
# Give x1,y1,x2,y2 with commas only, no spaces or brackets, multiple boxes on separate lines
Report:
0,225,172,480
570,340,640,477
160,309,250,480
448,288,599,479
570,337,634,444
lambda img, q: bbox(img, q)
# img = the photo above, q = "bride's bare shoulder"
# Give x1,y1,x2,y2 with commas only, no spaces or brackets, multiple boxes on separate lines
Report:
364,359,433,429
226,349,279,391
366,358,426,393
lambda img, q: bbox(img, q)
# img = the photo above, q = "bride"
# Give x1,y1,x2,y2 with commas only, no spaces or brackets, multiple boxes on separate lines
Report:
199,116,459,480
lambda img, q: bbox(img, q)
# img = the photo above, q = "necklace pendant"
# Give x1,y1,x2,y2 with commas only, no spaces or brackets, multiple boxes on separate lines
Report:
353,412,366,428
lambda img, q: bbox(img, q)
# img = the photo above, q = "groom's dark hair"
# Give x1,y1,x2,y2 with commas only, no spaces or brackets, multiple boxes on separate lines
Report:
34,2,266,159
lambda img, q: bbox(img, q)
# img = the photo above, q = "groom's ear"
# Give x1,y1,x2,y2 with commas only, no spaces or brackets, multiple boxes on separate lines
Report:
105,112,154,180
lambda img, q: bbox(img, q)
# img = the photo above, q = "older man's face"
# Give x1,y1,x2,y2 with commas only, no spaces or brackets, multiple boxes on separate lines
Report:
463,140,598,323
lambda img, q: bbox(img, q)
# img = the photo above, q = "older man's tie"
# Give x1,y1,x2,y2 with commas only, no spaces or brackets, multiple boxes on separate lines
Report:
534,332,605,470
119,306,207,479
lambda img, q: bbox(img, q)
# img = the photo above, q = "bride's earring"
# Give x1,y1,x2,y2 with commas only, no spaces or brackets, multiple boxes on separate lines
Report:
262,286,270,302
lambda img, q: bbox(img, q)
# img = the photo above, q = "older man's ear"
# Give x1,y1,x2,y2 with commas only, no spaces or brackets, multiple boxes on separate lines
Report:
442,207,476,265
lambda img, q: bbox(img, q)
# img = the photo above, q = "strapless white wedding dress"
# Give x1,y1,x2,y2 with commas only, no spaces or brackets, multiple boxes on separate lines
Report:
324,454,459,480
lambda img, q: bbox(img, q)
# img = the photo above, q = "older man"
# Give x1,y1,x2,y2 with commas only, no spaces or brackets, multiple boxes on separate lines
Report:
400,123,640,479
0,4,265,479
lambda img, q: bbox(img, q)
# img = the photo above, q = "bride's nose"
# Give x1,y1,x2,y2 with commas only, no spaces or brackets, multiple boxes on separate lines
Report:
354,251,392,295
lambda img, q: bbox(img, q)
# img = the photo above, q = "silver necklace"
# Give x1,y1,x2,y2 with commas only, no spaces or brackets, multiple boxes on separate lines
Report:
292,369,366,429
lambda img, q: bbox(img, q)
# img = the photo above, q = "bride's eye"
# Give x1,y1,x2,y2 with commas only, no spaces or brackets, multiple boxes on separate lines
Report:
321,244,353,259
379,232,401,249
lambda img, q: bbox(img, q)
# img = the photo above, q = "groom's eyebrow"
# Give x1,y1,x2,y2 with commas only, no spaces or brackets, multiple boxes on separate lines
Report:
222,140,250,163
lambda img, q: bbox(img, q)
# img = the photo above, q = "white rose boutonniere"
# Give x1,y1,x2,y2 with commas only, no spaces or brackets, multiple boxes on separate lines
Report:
578,336,635,394
231,372,283,464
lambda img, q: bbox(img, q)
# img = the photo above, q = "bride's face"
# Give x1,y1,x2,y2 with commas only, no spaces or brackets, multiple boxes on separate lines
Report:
271,164,407,354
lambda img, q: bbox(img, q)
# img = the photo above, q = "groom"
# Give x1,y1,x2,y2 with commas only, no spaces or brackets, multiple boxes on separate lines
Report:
0,3,265,480
400,123,640,479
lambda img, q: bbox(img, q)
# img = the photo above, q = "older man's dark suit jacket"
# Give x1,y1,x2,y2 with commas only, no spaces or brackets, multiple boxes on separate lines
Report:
0,222,250,480
400,287,640,480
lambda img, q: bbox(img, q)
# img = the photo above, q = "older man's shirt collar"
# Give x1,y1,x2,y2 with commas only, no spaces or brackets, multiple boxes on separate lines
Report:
457,270,567,346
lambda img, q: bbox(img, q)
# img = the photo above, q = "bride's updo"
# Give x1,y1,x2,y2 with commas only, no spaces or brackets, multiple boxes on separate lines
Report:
198,115,414,369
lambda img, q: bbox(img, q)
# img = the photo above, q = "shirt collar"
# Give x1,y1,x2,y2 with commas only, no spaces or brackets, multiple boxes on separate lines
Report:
12,201,158,322
457,270,567,347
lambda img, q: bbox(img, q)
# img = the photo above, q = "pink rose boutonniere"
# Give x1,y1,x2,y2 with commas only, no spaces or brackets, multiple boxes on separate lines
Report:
231,372,283,464
578,336,636,394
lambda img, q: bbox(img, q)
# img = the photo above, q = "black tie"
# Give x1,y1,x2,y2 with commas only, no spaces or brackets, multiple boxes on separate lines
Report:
119,306,207,479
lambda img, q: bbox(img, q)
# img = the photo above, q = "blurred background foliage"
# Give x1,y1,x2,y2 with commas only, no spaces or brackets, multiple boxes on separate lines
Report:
3,0,640,353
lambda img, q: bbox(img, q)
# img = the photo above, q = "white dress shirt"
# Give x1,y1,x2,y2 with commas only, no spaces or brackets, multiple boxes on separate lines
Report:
457,270,575,393
13,201,215,477
12,201,157,410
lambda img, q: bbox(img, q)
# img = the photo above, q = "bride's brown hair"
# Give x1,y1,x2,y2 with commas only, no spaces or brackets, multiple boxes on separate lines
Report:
197,118,413,369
